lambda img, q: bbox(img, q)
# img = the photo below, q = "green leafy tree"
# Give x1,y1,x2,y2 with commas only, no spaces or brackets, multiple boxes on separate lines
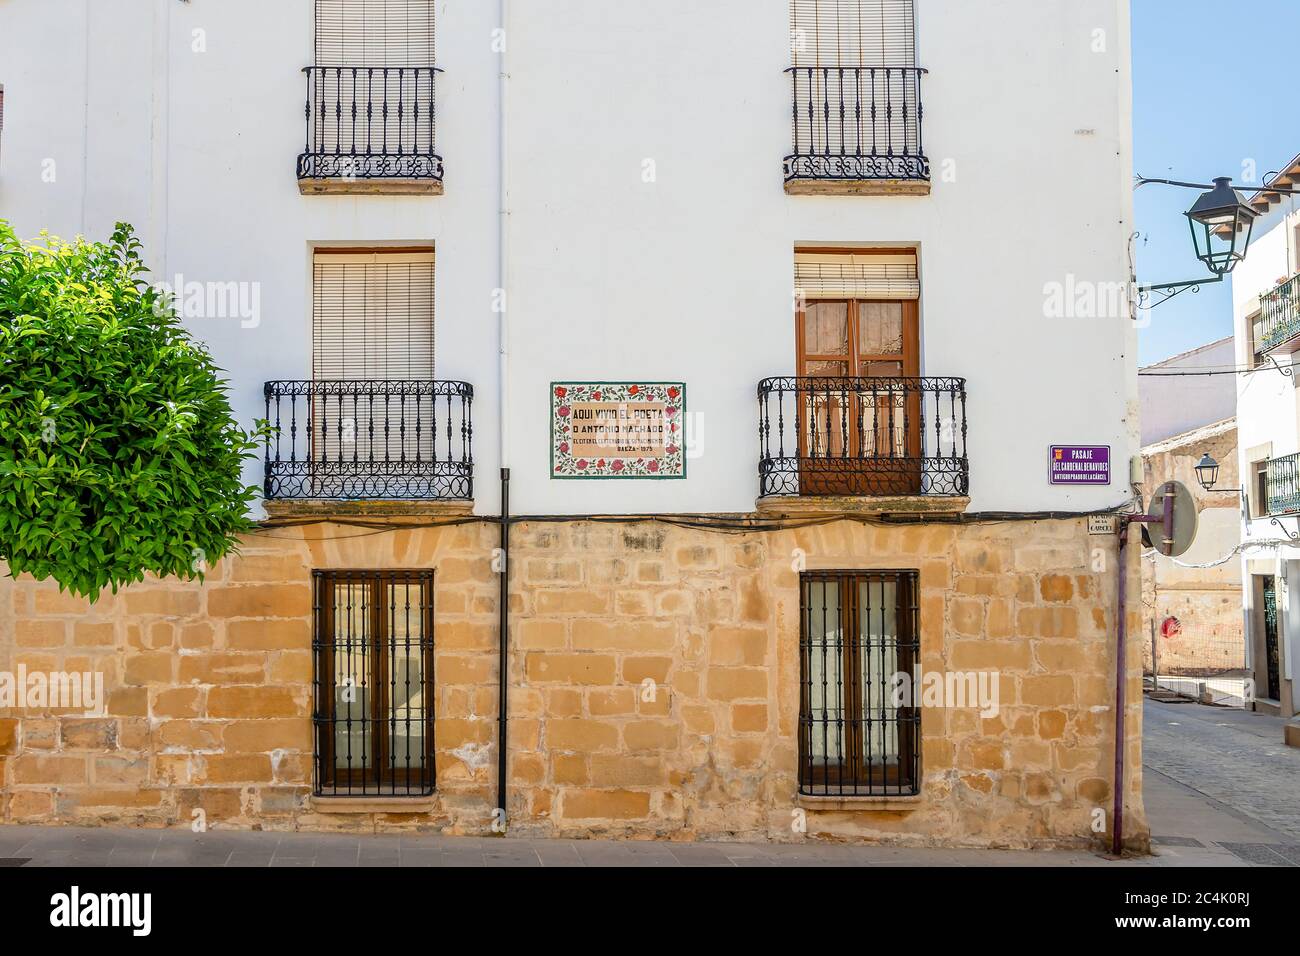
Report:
0,221,262,599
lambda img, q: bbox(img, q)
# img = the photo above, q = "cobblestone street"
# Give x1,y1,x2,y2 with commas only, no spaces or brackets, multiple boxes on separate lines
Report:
1141,697,1300,866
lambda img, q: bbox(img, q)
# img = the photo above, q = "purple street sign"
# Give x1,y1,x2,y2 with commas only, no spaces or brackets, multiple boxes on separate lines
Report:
1050,445,1111,485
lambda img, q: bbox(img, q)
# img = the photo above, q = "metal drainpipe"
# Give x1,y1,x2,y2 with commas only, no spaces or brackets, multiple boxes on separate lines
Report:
495,0,511,827
1112,521,1129,857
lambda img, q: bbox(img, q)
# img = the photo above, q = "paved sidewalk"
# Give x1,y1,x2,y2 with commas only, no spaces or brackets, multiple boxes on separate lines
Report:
0,824,1137,868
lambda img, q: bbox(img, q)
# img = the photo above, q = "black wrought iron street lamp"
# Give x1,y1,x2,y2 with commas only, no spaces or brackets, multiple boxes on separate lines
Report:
1139,176,1261,307
1185,177,1259,276
1193,453,1221,492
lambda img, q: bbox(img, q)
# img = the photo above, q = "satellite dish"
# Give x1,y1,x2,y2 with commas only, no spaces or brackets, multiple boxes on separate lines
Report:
1146,481,1198,558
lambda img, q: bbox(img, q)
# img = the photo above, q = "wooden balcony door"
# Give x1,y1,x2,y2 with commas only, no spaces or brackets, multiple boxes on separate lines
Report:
796,299,921,496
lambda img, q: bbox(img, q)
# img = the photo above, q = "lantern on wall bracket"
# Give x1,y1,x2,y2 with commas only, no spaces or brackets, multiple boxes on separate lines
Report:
1193,453,1221,492
1185,178,1259,277
1136,175,1269,309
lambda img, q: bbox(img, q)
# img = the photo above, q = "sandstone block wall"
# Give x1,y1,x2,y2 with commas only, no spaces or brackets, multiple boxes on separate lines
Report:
0,516,1147,851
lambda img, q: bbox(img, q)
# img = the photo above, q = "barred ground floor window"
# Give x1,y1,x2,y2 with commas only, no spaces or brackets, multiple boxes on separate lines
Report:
799,570,920,796
312,570,435,797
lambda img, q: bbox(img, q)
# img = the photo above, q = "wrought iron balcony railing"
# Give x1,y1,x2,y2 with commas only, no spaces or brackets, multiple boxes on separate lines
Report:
264,380,473,501
784,66,928,184
298,66,444,184
1259,274,1300,354
758,376,967,498
1267,452,1300,517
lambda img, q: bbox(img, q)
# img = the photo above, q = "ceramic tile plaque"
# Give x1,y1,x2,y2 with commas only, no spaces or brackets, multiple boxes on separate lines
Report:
551,382,686,478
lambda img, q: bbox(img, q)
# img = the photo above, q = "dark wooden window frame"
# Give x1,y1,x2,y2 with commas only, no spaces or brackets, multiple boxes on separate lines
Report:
798,570,920,796
313,569,435,797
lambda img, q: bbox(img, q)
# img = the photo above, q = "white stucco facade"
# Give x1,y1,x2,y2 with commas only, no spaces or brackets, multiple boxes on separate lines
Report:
0,0,1137,518
1231,194,1300,716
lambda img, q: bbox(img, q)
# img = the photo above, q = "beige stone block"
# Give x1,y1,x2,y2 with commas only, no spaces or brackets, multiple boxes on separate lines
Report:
535,590,609,615
1039,575,1074,603
201,754,273,784
436,655,495,685
124,652,174,685
731,703,768,733
709,627,767,666
107,687,149,718
623,720,679,751
206,685,303,718
12,754,87,785
124,589,200,616
518,620,567,650
706,667,767,701
572,620,676,653
559,789,651,820
73,622,117,648
1019,675,1076,707
587,688,636,716
178,653,266,685
621,656,671,684
153,687,203,719
1016,607,1078,640
525,653,617,685
207,584,312,619
950,640,1032,671
226,620,306,651
590,754,667,787
548,719,619,752
223,719,311,753
16,620,66,648
60,718,117,750
552,753,588,785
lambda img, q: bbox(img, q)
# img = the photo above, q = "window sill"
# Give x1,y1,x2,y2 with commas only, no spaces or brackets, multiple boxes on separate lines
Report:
797,794,923,812
263,499,473,519
785,178,931,197
310,796,438,814
298,178,444,196
757,495,970,518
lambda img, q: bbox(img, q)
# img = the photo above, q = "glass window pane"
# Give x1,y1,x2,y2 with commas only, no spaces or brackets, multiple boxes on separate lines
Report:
333,580,371,772
858,302,903,355
803,302,849,355
859,578,900,765
386,581,425,774
806,580,842,766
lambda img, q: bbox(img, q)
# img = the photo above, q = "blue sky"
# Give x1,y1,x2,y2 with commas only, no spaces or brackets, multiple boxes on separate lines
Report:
1133,0,1296,365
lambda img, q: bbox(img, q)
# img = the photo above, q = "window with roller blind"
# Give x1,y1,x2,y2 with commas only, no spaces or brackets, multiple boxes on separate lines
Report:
785,0,927,186
310,249,436,469
790,0,917,68
311,249,435,382
300,0,442,187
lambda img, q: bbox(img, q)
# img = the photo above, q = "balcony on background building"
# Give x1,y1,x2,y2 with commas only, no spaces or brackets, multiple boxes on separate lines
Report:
263,380,473,512
757,376,967,510
297,66,444,195
1258,274,1300,354
783,66,929,196
1267,452,1300,517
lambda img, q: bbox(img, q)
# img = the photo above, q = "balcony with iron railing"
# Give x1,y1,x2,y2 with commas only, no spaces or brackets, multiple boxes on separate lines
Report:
757,376,967,507
263,380,473,508
784,66,929,196
1258,274,1300,354
1267,452,1300,517
297,66,444,195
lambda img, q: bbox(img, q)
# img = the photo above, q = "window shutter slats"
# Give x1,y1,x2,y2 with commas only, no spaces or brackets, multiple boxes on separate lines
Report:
315,0,435,66
312,251,435,381
791,0,916,68
795,251,919,300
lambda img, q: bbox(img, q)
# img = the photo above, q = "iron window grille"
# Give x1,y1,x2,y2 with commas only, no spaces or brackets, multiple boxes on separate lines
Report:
313,570,435,797
757,376,968,498
800,570,920,796
1258,274,1300,353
